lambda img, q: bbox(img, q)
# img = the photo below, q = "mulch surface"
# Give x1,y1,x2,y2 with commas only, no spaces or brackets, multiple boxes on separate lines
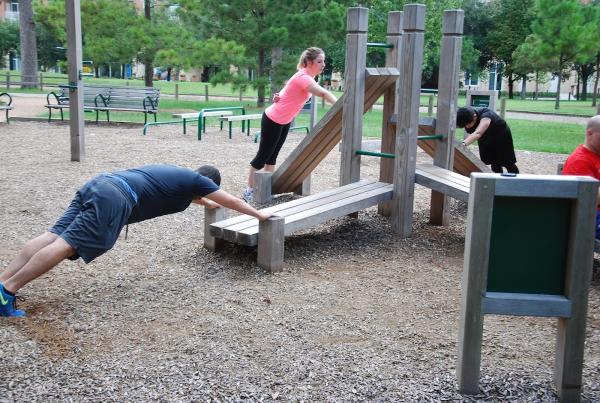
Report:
0,121,598,401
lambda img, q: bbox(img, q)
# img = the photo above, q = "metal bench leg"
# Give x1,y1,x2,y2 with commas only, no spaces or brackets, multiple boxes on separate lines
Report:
203,117,206,134
95,110,99,123
258,216,285,273
183,118,187,134
228,122,232,139
5,109,8,124
204,207,227,251
144,113,148,125
247,120,251,136
60,108,64,121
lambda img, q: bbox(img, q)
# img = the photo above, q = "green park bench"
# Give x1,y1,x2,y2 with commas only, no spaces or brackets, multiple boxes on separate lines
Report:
0,92,13,124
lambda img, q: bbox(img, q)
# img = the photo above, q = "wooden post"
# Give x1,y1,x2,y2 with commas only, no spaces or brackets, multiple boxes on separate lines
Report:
427,94,434,116
39,72,43,91
429,10,464,226
257,216,285,273
6,72,10,90
205,84,208,102
203,207,227,251
457,176,495,394
175,83,179,100
378,10,403,217
65,0,85,162
254,171,273,204
391,4,426,236
500,97,506,118
554,180,596,402
340,7,368,187
239,87,243,102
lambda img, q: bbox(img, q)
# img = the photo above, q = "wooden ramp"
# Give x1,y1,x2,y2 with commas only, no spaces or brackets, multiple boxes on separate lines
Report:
390,115,491,176
210,180,393,247
271,67,400,194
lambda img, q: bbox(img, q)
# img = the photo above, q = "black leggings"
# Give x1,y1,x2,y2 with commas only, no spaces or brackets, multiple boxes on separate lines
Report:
250,113,291,170
491,163,519,174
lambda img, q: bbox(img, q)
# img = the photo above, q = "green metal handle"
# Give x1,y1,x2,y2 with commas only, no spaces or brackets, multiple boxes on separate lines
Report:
355,150,395,158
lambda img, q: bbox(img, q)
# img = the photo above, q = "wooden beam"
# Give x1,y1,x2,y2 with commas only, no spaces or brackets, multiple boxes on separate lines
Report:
65,0,85,161
391,3,426,236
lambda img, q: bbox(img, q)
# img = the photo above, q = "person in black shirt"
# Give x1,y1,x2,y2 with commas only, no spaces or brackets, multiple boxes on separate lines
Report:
456,106,519,174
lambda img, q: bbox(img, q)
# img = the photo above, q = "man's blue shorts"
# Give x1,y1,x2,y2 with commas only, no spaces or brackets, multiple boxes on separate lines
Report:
49,174,137,263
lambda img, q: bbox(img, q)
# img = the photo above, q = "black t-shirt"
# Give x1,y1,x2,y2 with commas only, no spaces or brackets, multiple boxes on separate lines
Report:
111,164,220,224
465,107,509,146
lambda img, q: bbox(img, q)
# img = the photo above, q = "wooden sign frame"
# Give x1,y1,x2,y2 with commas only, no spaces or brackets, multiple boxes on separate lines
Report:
457,173,598,402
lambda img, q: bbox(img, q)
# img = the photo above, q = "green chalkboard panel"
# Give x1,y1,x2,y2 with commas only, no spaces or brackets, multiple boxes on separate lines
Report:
471,94,490,107
487,196,571,295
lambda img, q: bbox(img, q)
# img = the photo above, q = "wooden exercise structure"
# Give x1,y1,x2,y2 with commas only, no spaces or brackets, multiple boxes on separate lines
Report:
206,5,475,270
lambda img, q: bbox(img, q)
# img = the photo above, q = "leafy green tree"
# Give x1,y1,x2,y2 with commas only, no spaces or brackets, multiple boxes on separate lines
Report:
486,0,534,99
462,0,494,78
513,34,554,99
525,0,596,109
177,0,348,106
0,20,19,69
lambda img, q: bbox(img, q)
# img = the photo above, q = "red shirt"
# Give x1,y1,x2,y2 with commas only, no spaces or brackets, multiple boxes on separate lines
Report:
563,144,600,209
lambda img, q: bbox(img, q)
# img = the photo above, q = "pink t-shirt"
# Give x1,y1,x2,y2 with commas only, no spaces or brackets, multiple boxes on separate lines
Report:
563,144,600,210
265,69,315,125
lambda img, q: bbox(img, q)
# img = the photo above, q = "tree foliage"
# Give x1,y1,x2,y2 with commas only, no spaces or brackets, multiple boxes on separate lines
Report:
0,20,19,69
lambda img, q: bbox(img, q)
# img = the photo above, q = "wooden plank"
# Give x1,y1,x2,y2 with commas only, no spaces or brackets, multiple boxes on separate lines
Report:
210,180,375,236
236,183,394,245
482,292,571,317
220,181,388,243
493,174,582,198
457,175,496,394
392,3,426,236
220,113,263,121
340,8,368,187
379,11,403,217
415,166,470,202
430,10,464,225
555,178,598,401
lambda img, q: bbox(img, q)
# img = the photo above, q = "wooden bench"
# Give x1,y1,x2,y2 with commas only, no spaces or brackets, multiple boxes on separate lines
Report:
415,163,470,202
220,113,263,139
46,85,160,124
0,92,13,124
172,110,233,134
206,180,394,271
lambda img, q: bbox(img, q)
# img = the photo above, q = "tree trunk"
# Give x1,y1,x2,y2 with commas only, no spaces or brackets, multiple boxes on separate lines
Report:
535,71,540,100
592,53,599,107
256,48,266,107
270,47,283,101
507,73,514,99
520,76,526,100
554,57,562,110
18,0,38,89
581,74,588,102
143,0,153,87
576,70,580,101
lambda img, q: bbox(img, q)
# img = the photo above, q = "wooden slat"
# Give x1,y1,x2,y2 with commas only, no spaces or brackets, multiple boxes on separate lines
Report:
210,180,374,236
219,181,388,242
415,163,470,202
236,183,393,245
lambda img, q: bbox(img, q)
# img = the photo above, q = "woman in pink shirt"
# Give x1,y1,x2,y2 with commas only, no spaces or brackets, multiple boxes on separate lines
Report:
243,47,337,202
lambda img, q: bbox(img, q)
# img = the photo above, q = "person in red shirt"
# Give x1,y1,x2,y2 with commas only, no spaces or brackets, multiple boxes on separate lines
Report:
562,115,600,238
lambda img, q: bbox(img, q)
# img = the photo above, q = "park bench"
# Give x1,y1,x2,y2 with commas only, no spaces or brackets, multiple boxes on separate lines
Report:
46,85,160,124
220,113,263,139
0,92,13,124
207,180,393,271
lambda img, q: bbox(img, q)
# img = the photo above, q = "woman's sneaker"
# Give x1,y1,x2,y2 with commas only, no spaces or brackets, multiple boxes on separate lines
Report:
242,188,254,203
0,284,26,317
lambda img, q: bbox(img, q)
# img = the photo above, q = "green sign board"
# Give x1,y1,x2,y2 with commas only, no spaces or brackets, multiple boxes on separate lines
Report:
470,94,490,107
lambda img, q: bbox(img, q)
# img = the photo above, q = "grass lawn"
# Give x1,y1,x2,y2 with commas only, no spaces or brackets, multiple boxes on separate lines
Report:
40,93,586,155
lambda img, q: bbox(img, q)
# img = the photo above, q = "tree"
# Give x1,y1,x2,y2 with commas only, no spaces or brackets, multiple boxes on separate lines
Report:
462,0,494,78
19,0,38,88
525,0,596,109
486,0,534,99
513,35,553,100
0,20,19,69
177,0,349,106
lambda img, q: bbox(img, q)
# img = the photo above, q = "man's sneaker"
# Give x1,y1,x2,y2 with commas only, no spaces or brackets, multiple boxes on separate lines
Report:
0,284,26,317
242,188,254,203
